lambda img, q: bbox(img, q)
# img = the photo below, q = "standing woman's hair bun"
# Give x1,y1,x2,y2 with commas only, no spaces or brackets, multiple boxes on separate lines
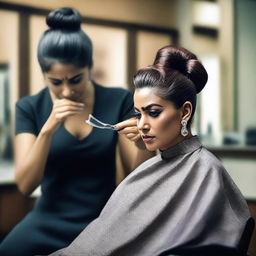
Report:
38,7,93,72
153,45,208,94
46,7,82,30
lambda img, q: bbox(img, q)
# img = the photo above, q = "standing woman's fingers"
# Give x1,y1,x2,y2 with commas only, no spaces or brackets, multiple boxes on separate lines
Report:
117,126,138,135
52,99,84,120
115,118,142,143
55,111,83,121
125,133,141,141
114,118,137,132
54,105,84,114
54,99,85,110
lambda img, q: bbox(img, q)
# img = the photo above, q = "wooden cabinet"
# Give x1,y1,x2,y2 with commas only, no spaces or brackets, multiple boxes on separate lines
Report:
0,184,35,241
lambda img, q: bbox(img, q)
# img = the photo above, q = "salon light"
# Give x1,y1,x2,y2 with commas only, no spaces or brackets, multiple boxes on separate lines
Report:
192,1,220,28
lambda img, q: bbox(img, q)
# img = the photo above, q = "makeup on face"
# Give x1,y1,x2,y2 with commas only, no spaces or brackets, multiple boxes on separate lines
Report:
134,88,183,151
134,104,163,144
134,103,164,119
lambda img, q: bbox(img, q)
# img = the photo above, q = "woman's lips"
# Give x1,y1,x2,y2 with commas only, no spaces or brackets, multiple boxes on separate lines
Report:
142,135,155,143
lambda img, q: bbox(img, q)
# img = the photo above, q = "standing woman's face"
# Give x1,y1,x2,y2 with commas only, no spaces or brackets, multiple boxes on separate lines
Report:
134,88,185,151
44,63,90,103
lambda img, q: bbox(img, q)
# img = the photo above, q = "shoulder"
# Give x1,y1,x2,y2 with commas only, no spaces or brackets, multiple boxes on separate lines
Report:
16,88,50,110
198,146,224,170
198,147,250,218
125,154,162,182
184,145,227,181
194,146,240,190
136,154,161,171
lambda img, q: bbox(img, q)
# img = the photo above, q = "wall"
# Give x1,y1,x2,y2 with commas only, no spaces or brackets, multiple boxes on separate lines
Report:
236,0,256,135
0,0,178,95
0,10,19,130
0,0,177,28
177,0,235,134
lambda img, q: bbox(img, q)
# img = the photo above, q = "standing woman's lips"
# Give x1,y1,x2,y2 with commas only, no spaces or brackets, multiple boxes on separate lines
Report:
142,135,155,143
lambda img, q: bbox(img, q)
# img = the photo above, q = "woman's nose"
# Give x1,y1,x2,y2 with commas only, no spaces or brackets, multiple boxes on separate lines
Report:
137,117,150,131
62,86,73,98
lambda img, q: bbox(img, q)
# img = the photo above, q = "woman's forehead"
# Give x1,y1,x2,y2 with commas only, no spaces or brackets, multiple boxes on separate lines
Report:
45,64,88,78
134,88,174,109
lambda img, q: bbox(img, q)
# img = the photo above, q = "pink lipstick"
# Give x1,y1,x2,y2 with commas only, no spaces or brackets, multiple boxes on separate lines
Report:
142,135,155,143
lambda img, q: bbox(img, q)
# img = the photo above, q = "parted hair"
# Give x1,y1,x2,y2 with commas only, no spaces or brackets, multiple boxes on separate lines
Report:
37,7,93,72
133,45,208,125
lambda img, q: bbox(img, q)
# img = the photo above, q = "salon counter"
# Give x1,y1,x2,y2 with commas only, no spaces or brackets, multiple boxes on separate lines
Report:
206,145,256,201
0,160,14,185
0,160,37,240
1,148,256,199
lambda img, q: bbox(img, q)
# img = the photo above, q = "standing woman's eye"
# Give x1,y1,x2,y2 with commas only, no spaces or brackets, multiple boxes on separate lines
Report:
149,110,161,118
69,76,83,85
51,80,62,86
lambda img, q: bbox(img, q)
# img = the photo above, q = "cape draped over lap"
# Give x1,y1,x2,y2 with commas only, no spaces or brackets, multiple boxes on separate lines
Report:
47,136,253,256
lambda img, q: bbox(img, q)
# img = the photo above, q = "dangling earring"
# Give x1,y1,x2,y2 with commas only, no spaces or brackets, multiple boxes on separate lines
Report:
181,120,188,137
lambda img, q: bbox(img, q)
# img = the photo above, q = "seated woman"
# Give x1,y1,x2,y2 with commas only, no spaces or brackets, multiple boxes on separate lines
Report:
47,45,254,256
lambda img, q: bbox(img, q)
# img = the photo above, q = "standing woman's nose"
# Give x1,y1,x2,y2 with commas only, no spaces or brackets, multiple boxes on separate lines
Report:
62,84,73,99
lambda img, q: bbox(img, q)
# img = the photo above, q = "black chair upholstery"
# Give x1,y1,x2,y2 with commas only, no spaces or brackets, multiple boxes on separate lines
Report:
239,217,255,255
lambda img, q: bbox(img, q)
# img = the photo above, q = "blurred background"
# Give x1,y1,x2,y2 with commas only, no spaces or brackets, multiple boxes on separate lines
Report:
0,0,255,254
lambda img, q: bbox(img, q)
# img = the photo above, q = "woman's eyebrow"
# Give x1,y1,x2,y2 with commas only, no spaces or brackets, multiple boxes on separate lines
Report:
68,73,83,81
48,77,61,81
47,73,84,81
142,104,163,111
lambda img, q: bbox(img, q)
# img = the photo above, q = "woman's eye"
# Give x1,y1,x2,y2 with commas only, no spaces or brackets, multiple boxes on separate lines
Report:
133,112,141,119
70,77,82,84
51,80,62,86
149,110,161,118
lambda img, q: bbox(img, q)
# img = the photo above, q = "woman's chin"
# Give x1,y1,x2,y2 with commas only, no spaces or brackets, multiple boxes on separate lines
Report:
145,144,158,152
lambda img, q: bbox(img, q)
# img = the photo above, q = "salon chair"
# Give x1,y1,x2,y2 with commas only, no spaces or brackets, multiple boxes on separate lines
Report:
240,217,255,256
158,217,255,256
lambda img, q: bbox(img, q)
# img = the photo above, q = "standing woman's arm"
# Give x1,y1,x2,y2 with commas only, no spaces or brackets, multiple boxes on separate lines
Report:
15,98,84,195
15,131,53,196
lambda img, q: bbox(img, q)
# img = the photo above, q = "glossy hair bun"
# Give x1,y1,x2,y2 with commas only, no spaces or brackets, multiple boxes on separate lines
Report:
153,45,208,93
46,7,82,30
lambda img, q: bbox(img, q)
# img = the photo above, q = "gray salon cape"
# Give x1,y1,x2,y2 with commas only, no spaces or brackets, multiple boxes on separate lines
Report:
48,136,253,256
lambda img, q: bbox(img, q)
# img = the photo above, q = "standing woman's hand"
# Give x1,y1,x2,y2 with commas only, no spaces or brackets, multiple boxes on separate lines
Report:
114,118,145,150
115,118,155,175
42,99,85,134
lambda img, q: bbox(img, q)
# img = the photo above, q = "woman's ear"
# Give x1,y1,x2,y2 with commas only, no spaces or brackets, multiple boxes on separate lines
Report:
181,101,193,121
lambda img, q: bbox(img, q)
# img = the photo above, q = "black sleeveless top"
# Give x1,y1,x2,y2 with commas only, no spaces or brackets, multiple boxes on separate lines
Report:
9,82,134,254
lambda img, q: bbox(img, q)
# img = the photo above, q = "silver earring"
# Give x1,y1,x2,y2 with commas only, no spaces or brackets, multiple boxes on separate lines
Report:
181,120,188,137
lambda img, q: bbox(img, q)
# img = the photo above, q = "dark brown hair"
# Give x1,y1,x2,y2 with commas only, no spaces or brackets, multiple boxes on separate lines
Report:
133,45,208,125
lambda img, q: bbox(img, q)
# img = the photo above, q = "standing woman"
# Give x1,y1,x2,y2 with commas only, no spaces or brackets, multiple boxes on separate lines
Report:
48,45,254,256
0,7,153,256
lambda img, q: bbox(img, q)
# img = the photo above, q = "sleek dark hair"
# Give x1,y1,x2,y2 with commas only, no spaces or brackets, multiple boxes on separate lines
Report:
37,7,93,72
133,45,208,125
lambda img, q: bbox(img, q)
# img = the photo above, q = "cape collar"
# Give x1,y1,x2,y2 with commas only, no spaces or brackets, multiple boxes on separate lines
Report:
161,136,202,160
